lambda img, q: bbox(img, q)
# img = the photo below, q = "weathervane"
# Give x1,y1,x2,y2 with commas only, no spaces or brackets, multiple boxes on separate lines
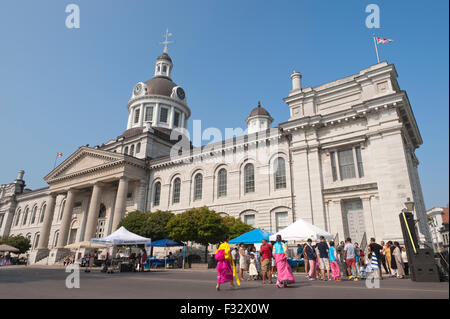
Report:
160,29,174,53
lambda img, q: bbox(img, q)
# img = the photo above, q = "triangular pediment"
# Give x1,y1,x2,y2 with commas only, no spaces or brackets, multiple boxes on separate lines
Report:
44,147,126,183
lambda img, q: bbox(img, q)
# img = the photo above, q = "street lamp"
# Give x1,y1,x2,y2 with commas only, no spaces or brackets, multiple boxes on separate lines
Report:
404,197,415,212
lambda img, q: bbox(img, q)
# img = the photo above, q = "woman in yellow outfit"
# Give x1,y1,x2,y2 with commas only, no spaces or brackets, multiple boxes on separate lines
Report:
215,235,240,291
384,242,392,274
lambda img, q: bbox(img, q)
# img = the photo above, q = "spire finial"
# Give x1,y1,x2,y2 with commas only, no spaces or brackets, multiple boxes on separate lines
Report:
160,29,174,53
258,101,261,107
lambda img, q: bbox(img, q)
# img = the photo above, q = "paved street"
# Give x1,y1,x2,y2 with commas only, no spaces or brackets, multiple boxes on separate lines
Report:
0,265,448,299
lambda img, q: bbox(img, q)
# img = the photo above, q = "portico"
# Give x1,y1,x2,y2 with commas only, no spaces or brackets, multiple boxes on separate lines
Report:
30,147,148,264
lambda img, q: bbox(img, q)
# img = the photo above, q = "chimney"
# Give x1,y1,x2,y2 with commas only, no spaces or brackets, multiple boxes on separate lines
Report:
16,170,24,181
290,71,302,91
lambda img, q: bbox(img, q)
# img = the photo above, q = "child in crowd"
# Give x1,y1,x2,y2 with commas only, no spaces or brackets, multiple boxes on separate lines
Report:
248,254,258,280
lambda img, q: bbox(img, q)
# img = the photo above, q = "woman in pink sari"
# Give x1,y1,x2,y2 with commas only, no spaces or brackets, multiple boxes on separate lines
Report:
273,235,295,288
215,235,240,291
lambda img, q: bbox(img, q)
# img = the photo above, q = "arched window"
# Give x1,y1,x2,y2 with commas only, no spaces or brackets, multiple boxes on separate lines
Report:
59,200,66,221
98,203,106,218
244,163,255,193
39,204,46,224
136,142,141,154
53,231,59,248
193,173,203,201
15,210,21,226
172,178,181,204
130,145,135,157
153,182,161,206
217,168,227,197
33,233,40,249
274,157,287,189
31,206,38,224
124,146,129,155
22,208,29,225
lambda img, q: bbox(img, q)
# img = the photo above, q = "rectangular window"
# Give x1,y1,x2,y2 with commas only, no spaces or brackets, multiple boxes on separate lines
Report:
338,149,356,180
244,215,255,227
276,212,289,232
330,151,338,181
159,107,169,123
144,105,154,122
134,109,140,124
0,214,4,228
173,111,180,128
355,146,364,177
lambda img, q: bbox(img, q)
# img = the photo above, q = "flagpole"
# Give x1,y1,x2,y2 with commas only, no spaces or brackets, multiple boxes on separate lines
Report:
53,154,58,169
373,34,380,64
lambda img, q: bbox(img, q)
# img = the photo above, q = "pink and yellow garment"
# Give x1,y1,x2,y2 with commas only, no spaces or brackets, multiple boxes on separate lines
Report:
273,242,295,284
215,242,240,286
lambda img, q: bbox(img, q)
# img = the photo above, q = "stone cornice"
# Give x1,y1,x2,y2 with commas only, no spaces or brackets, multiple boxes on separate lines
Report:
149,129,286,169
44,147,147,184
127,94,191,118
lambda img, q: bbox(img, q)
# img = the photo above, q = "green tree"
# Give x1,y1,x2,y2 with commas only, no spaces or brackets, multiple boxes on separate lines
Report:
221,215,254,239
143,210,174,241
227,218,254,239
118,210,150,237
166,209,199,243
195,207,228,261
167,207,228,262
0,235,31,254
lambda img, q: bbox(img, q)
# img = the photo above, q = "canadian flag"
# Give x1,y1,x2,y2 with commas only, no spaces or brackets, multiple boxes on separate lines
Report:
377,37,394,44
57,153,63,157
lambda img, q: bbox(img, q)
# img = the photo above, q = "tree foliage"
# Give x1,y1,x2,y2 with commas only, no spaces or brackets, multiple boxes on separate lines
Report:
0,235,31,254
227,218,254,239
118,211,150,237
143,210,174,241
167,207,228,245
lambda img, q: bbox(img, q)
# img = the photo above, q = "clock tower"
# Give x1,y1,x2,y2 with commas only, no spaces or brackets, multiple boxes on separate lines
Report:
125,32,190,133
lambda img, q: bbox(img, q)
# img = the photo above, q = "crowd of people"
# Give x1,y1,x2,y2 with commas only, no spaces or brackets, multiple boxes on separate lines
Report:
214,235,411,290
215,234,295,290
298,237,409,281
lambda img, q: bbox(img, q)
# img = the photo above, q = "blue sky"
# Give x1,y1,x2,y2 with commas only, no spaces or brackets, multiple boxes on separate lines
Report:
0,0,448,208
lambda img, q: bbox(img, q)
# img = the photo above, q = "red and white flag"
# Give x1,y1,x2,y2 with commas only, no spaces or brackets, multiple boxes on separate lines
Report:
376,37,393,44
57,153,63,157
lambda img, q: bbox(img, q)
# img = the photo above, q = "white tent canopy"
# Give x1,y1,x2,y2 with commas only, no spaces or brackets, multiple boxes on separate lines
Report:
90,226,151,245
269,218,333,242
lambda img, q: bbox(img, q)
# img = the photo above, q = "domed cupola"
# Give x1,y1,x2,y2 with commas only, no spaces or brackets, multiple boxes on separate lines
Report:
246,101,273,134
154,52,173,78
126,30,190,132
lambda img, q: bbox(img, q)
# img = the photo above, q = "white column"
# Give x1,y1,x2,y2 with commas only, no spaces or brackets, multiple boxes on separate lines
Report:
139,104,144,127
37,194,57,250
57,189,76,248
154,103,160,126
168,106,175,129
111,177,129,232
84,183,103,241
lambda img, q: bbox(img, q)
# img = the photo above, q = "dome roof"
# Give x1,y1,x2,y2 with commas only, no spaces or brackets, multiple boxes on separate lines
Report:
144,76,177,97
157,52,172,63
248,101,271,118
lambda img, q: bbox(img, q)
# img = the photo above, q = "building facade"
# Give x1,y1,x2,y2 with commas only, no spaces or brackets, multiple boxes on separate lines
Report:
427,206,449,251
0,49,432,264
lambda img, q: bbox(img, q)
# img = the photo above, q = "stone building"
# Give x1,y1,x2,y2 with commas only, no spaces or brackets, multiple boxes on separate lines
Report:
0,48,432,264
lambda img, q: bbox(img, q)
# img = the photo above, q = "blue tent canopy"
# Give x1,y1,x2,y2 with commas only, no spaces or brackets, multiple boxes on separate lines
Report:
150,238,185,247
229,229,273,244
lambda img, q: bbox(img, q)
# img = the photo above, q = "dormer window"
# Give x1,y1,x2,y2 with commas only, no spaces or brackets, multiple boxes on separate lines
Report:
134,109,140,124
173,111,181,128
144,105,154,122
160,107,169,123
